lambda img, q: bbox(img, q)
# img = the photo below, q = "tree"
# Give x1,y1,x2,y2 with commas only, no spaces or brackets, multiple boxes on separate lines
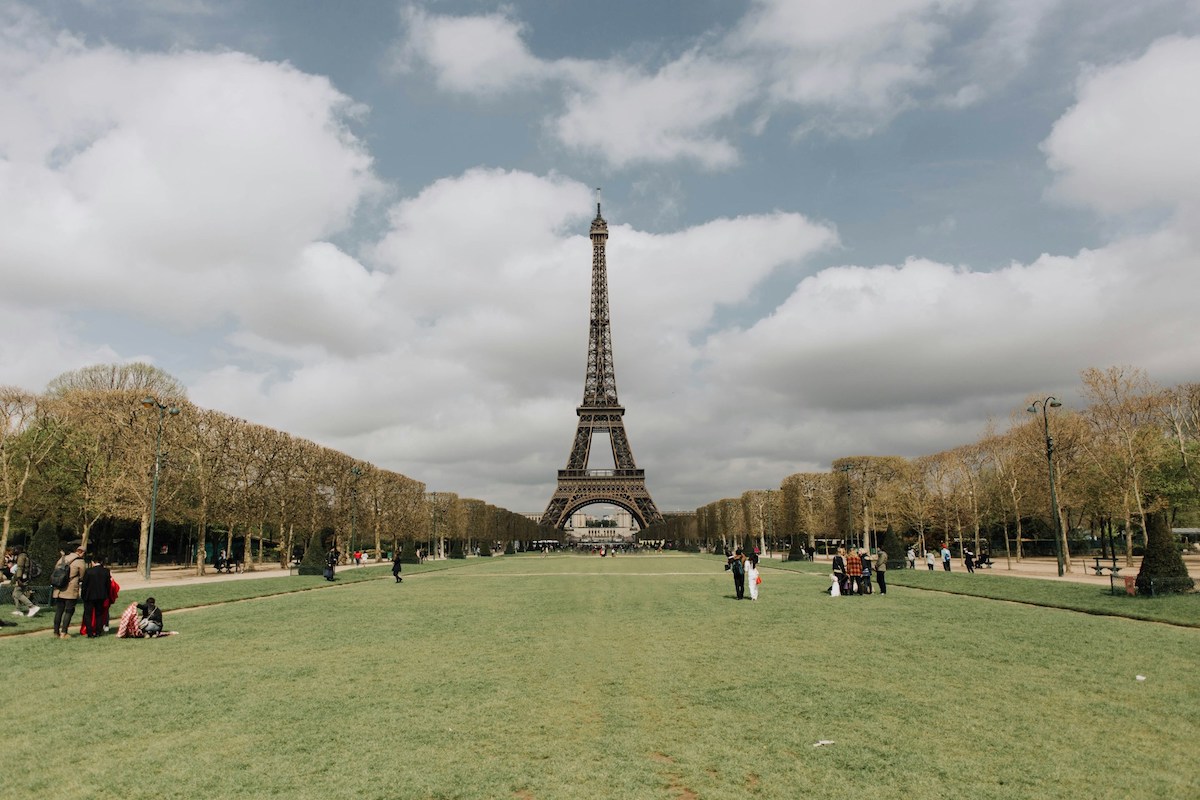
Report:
1134,510,1193,595
0,388,61,555
297,528,329,576
1080,366,1170,563
878,526,906,570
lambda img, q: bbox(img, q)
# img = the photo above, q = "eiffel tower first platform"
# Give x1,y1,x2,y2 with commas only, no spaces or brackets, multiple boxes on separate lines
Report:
540,196,664,532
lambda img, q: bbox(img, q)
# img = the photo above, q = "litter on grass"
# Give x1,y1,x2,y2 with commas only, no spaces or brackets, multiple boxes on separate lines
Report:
812,740,835,747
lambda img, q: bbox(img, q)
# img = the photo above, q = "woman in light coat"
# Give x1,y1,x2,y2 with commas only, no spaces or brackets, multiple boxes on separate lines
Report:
746,552,761,601
51,543,87,639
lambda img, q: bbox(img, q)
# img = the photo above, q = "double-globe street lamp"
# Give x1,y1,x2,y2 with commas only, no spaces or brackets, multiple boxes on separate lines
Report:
1028,396,1065,577
141,396,180,581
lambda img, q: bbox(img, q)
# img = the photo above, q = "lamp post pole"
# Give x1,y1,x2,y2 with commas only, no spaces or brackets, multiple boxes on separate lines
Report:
765,489,773,557
141,397,179,581
839,466,853,549
429,492,438,561
1028,396,1065,577
350,465,361,564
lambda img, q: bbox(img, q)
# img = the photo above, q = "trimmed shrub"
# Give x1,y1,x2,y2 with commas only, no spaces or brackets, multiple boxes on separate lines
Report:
878,526,907,570
297,529,328,576
399,538,420,564
449,538,466,559
1135,511,1194,596
787,534,807,561
504,540,516,555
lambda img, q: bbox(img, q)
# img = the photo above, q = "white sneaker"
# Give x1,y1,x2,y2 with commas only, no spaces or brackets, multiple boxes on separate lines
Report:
10,611,22,616
27,605,40,617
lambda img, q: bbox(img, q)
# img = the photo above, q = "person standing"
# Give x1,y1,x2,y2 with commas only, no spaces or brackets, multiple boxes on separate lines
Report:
926,550,935,571
8,545,40,618
52,543,86,639
906,547,916,570
963,548,976,573
80,555,112,637
391,552,403,583
941,543,952,572
859,549,873,595
875,547,888,595
846,548,863,594
832,547,848,595
324,546,339,581
728,548,746,600
747,552,760,601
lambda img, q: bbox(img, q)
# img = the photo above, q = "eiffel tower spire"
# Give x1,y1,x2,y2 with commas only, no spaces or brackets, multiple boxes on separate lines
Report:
541,195,663,532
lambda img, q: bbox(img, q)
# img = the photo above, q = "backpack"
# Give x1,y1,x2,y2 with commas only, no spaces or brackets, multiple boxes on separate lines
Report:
49,558,73,590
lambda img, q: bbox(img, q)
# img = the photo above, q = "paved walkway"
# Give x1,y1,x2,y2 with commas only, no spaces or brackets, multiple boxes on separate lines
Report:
109,559,386,592
100,552,1198,593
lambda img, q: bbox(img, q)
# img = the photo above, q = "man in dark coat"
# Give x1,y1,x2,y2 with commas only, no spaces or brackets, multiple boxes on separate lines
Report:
80,555,113,637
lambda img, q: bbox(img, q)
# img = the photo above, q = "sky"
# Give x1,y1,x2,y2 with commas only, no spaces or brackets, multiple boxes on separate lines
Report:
2,0,1199,518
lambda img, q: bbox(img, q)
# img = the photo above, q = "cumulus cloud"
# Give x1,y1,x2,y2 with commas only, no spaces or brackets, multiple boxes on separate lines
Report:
1043,35,1200,215
395,0,1065,166
393,5,547,95
0,25,378,336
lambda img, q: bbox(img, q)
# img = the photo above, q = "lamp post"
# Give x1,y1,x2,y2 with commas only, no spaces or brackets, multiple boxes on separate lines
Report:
349,465,361,564
1028,396,1065,577
429,492,439,561
764,489,774,557
838,465,854,549
141,397,180,581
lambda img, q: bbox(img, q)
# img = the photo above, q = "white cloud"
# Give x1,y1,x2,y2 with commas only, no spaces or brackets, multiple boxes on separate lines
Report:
394,5,547,95
1043,35,1200,215
394,0,1001,165
0,28,377,333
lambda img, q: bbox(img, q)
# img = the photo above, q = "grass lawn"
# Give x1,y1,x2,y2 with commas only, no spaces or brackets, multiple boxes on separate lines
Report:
5,554,1197,799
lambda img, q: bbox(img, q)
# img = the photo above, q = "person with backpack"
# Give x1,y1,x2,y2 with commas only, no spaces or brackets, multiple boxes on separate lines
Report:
51,543,87,639
8,545,41,618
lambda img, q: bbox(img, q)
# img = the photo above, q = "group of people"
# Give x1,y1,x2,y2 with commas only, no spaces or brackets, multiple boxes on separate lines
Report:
725,548,762,600
918,544,990,572
3,541,166,638
830,547,888,596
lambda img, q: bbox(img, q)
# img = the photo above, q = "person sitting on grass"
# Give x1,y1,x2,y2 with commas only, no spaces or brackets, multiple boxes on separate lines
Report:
134,597,164,636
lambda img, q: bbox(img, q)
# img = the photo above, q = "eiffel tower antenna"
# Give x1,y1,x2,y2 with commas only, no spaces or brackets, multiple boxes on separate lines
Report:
541,198,664,532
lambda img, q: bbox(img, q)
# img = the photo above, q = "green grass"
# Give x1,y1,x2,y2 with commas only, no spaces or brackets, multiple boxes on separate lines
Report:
5,554,1198,799
768,557,1200,627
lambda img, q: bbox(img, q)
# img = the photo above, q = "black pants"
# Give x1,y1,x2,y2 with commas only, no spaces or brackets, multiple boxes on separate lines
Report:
53,598,78,634
733,572,745,599
876,571,887,594
82,601,107,636
943,561,951,571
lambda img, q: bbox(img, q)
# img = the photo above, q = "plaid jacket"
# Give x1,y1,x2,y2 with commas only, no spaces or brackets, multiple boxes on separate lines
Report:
846,553,862,577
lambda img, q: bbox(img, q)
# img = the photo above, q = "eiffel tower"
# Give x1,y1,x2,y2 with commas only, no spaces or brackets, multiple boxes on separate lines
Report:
541,196,664,532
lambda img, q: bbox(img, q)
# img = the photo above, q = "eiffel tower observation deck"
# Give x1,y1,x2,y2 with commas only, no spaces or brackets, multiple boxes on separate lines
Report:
540,195,664,532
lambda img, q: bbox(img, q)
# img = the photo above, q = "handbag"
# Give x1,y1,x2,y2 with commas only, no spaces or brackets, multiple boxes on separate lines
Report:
755,575,762,585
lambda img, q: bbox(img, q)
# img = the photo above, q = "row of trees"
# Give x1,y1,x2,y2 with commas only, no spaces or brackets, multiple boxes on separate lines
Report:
651,367,1198,577
1,363,538,575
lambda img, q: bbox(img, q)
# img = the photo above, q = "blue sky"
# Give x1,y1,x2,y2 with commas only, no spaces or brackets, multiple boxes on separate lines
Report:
2,0,1199,515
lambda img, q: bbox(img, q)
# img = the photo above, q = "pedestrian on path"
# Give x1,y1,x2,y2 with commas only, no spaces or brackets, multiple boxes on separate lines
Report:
926,551,935,571
391,552,403,583
8,545,40,619
941,544,952,572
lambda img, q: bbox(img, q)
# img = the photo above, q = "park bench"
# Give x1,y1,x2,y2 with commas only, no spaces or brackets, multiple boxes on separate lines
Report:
975,555,995,568
1092,556,1121,576
213,557,242,574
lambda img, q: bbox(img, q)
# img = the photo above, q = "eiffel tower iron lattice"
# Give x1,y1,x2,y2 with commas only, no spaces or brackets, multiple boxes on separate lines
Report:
540,199,664,532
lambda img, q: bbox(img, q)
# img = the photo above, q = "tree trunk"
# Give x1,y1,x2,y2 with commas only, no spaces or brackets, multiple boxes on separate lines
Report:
137,509,150,576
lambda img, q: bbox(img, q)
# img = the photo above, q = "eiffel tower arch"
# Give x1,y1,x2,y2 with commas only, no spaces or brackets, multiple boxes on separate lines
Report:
541,196,664,532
